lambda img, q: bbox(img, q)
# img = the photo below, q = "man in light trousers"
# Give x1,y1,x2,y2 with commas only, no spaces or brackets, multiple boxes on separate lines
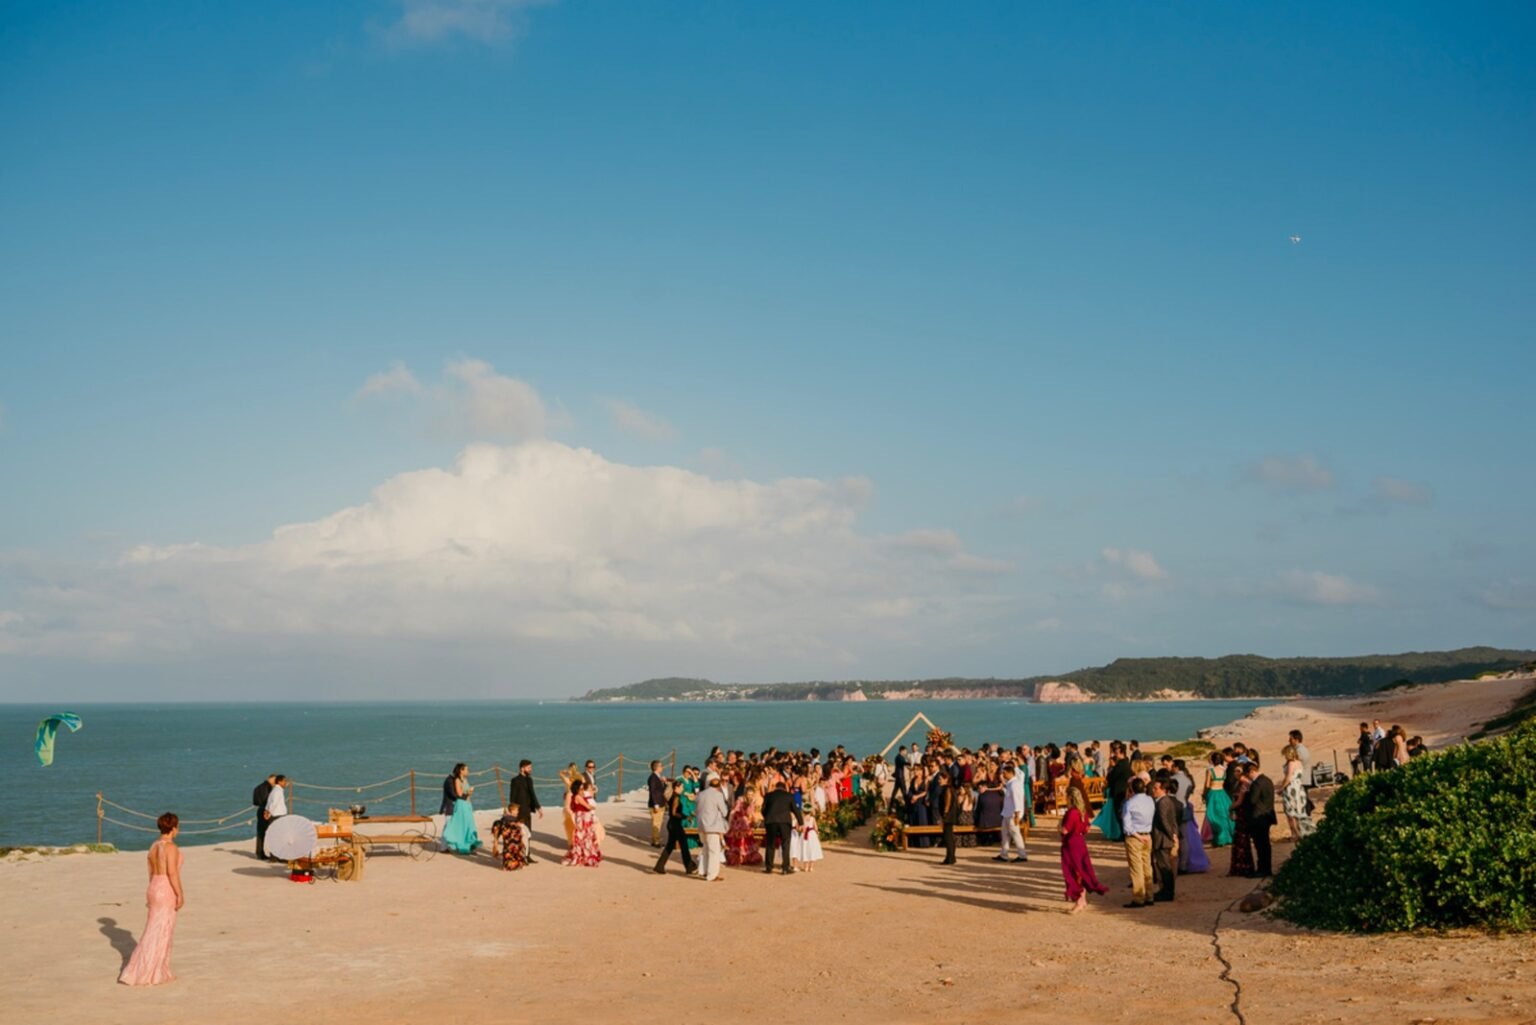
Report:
695,772,730,882
996,763,1029,863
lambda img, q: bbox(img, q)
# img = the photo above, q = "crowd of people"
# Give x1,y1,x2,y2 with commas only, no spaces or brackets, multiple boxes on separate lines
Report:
117,721,1431,987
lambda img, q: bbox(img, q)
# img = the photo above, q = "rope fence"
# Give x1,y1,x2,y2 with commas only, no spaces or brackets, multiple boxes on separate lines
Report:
94,749,676,846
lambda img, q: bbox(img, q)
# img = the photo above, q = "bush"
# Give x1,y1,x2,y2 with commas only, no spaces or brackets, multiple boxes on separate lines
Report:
1270,721,1536,932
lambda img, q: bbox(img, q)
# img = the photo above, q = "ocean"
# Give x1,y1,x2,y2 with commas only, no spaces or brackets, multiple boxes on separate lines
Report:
0,698,1269,849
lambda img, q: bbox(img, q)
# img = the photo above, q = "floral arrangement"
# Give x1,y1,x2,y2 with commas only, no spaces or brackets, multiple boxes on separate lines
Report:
870,814,904,852
926,726,954,750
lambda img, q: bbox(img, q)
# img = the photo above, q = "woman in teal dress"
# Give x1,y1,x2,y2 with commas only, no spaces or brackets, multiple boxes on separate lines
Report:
440,763,481,855
1199,752,1234,847
680,770,700,850
1089,787,1123,840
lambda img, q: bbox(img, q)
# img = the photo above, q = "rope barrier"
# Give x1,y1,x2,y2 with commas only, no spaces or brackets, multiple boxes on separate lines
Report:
102,815,257,836
101,796,255,826
291,772,414,792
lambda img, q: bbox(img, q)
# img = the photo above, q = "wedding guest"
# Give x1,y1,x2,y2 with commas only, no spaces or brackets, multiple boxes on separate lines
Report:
441,763,481,855
647,760,668,847
1354,722,1374,775
695,772,730,882
724,778,763,867
1200,751,1234,847
996,763,1027,863
1408,735,1428,759
251,773,277,860
263,774,288,860
119,813,183,986
938,772,960,866
561,780,602,867
583,759,598,795
956,784,977,848
1121,777,1155,908
1289,729,1311,770
1173,759,1210,873
761,780,803,875
653,780,698,876
490,802,529,871
1391,726,1410,767
1227,762,1256,877
1280,745,1315,840
506,759,543,862
974,770,1003,846
1241,762,1277,878
1060,763,1107,913
1150,776,1180,902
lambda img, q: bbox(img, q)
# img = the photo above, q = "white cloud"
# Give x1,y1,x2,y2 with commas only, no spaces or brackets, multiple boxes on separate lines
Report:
1276,570,1380,607
382,0,554,46
1371,475,1434,507
357,361,422,398
693,447,741,478
606,399,678,443
1101,547,1167,582
439,359,548,440
1248,454,1335,493
0,441,1010,667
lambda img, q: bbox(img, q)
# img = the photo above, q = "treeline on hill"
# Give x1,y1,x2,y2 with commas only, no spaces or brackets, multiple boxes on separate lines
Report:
576,647,1536,701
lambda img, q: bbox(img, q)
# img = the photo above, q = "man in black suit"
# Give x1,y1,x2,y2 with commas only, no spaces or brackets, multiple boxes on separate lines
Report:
892,747,908,804
761,780,804,875
646,760,668,847
252,773,276,860
1150,775,1181,902
1105,742,1133,824
1241,762,1276,877
506,760,543,861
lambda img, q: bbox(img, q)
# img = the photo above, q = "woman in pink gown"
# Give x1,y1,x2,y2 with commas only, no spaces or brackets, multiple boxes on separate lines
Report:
1059,768,1107,914
119,812,183,986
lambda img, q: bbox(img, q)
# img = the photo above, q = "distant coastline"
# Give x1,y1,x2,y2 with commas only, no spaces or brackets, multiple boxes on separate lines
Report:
573,647,1536,704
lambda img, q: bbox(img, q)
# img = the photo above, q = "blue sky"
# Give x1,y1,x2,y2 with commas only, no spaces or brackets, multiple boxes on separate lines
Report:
1,1,1532,699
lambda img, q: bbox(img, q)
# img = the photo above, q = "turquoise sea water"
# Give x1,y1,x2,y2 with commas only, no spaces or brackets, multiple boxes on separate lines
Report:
0,699,1268,849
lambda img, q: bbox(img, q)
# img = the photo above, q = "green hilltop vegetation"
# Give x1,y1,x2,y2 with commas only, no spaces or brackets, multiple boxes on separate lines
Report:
575,647,1536,702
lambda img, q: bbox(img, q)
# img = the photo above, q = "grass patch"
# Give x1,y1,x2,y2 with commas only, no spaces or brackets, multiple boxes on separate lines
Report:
1154,739,1216,759
0,843,117,857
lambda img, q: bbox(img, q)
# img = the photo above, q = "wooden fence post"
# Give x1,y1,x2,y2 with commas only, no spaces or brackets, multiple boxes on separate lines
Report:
495,766,506,808
615,754,624,799
96,792,104,846
410,770,417,816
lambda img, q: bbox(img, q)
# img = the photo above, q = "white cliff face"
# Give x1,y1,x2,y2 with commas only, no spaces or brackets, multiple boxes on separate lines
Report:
1032,680,1092,703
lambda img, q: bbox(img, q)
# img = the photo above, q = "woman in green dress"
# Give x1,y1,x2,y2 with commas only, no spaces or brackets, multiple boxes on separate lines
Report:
1200,751,1234,847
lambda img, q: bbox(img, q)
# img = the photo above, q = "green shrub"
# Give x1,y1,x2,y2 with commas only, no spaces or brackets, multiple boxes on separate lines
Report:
1270,721,1536,932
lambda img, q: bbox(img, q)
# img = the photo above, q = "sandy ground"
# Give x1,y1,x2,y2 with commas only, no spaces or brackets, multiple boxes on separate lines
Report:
4,675,1534,1025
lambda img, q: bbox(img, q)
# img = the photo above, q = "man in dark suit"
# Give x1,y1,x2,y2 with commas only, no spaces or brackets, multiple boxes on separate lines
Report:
506,760,543,860
760,780,805,875
1105,742,1133,823
1150,774,1182,901
892,747,908,804
1242,762,1277,877
646,760,668,847
252,773,276,860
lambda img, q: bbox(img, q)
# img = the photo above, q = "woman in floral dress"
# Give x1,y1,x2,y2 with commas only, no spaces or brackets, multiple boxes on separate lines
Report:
1281,745,1316,839
561,780,603,867
490,802,529,871
724,781,763,866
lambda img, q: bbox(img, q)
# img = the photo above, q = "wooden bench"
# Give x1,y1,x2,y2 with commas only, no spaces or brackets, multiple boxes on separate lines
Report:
683,827,766,840
898,824,979,851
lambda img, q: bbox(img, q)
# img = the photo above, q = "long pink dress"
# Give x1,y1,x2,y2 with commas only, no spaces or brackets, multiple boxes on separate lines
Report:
119,843,178,986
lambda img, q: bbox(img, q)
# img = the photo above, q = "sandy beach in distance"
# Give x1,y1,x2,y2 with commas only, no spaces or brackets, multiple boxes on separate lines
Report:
4,674,1533,1025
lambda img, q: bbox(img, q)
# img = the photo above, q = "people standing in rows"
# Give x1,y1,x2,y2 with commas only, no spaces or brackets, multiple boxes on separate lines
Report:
1121,777,1155,909
653,777,698,876
1281,744,1316,841
441,763,481,855
561,779,603,867
695,771,730,882
1059,759,1107,913
119,812,183,986
1150,776,1181,903
1240,761,1276,878
251,773,277,860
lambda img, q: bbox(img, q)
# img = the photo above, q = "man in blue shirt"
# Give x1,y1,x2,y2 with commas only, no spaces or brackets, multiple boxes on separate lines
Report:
1121,777,1155,908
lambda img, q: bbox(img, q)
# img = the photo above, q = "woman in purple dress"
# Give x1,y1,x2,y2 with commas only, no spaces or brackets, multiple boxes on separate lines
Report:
1059,766,1107,914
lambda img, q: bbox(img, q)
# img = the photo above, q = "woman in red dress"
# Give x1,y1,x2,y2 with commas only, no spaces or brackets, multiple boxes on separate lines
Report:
1059,765,1108,913
561,780,603,867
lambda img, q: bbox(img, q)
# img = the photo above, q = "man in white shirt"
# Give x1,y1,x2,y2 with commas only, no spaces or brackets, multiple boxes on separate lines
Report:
694,772,730,882
996,763,1028,863
1120,777,1155,908
262,774,289,859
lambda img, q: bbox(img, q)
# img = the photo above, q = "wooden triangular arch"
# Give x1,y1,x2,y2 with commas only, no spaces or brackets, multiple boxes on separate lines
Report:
880,711,942,758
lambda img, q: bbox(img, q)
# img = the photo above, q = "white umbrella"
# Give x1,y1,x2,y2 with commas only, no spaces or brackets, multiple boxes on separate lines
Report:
265,816,318,862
